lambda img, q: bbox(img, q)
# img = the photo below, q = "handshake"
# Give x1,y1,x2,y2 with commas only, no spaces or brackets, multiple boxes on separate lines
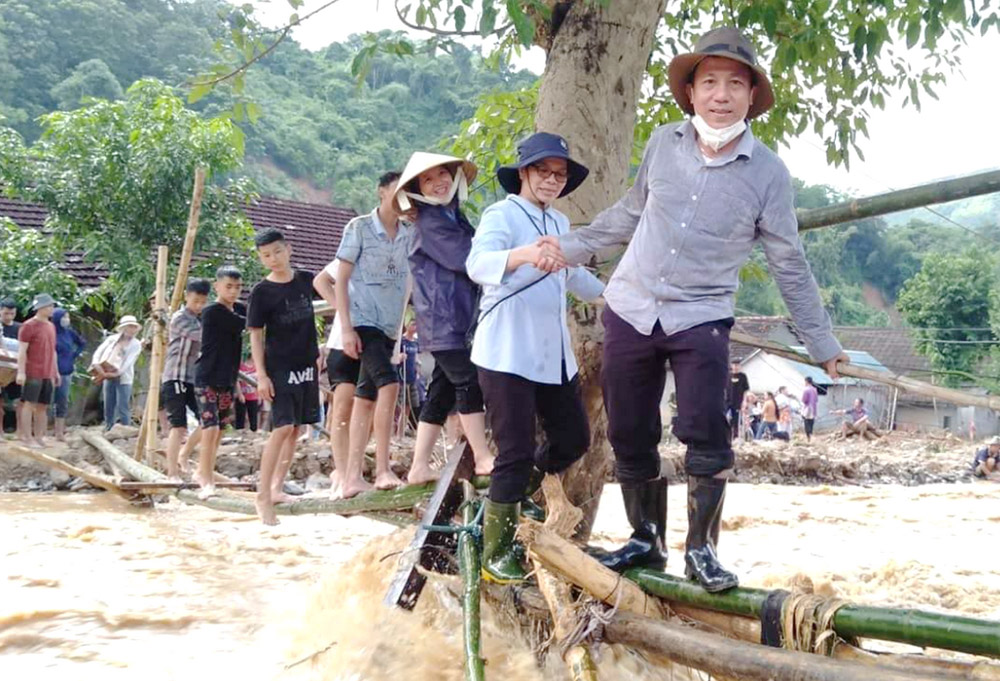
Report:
512,235,568,273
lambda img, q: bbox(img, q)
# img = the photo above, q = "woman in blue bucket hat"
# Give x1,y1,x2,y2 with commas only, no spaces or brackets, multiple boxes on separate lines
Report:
466,132,604,583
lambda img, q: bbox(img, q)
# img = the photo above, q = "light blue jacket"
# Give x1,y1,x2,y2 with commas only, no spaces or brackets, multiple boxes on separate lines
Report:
466,195,604,385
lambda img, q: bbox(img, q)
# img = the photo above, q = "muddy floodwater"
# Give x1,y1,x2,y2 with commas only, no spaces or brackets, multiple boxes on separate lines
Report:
2,481,999,680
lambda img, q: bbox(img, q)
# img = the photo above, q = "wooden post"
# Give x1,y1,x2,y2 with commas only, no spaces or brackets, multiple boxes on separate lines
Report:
604,611,941,681
136,245,169,463
135,165,204,459
169,166,207,313
529,476,599,681
518,519,666,620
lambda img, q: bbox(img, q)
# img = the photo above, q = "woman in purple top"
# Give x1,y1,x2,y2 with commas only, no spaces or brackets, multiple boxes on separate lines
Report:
394,153,495,483
801,376,819,441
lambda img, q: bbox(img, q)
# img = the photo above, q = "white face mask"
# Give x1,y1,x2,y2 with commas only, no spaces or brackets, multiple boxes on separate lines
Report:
691,114,746,152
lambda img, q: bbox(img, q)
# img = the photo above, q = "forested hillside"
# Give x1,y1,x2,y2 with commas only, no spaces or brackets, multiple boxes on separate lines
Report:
0,0,535,211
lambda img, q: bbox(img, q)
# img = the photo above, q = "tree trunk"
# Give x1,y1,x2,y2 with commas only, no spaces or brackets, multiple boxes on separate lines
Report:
534,0,667,538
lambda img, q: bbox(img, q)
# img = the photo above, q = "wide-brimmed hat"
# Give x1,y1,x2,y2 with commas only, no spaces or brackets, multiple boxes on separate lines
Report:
116,315,141,331
668,27,774,120
31,293,56,311
394,152,478,212
497,132,590,198
989,435,1000,447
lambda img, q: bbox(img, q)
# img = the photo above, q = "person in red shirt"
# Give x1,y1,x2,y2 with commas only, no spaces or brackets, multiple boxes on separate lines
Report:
16,294,59,447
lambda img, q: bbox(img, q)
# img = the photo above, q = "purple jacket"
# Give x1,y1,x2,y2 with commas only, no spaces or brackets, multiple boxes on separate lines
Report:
408,202,478,352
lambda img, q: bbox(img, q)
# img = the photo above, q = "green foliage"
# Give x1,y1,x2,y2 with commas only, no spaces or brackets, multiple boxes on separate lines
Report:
4,79,255,315
223,0,1000,169
897,252,997,386
0,218,80,313
50,58,123,110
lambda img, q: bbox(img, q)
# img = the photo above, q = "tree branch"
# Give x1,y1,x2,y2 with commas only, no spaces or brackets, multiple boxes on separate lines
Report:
189,0,346,89
393,0,514,38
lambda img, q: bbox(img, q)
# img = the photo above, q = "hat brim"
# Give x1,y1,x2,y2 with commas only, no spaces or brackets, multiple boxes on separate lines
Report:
497,154,590,198
668,52,774,120
394,152,478,208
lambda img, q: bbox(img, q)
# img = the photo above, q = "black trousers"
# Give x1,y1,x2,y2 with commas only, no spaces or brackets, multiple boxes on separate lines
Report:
602,306,734,482
420,349,484,425
479,367,590,504
235,398,260,431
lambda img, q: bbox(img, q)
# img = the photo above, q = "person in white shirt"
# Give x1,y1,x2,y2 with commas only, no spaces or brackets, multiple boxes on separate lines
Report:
90,316,143,430
466,132,604,583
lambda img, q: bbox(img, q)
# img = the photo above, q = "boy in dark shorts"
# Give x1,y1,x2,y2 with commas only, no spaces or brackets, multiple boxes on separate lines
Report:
193,266,246,499
16,294,58,447
335,170,410,498
248,228,321,525
163,278,210,478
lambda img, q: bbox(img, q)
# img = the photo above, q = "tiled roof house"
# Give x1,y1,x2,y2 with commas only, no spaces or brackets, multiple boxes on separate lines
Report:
0,194,357,290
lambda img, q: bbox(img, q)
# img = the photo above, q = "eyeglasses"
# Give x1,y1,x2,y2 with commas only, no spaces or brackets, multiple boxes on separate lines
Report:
530,164,569,183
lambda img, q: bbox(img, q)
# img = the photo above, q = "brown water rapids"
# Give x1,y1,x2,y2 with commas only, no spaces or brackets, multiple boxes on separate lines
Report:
2,480,999,679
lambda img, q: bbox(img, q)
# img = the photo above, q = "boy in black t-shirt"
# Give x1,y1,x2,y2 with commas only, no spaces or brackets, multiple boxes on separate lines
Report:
247,229,320,525
193,266,246,499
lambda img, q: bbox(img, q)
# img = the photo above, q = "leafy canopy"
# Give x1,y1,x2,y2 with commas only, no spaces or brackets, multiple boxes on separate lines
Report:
0,218,80,314
1,79,255,315
897,252,996,386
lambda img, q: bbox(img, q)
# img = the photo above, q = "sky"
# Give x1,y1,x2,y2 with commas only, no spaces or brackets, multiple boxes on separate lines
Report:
242,0,1000,197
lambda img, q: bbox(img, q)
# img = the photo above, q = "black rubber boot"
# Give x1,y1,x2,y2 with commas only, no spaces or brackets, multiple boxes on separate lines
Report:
588,478,667,572
481,499,527,584
684,476,739,593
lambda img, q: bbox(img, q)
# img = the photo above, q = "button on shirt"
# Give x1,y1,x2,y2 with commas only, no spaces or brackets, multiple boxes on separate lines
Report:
335,209,411,339
559,121,841,363
466,195,604,385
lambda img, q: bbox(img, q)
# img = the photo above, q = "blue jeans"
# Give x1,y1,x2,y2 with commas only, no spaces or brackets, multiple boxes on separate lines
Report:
52,373,73,418
103,379,132,429
755,421,778,440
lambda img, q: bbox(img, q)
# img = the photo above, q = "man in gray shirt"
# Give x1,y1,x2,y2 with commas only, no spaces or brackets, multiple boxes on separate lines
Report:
550,27,848,591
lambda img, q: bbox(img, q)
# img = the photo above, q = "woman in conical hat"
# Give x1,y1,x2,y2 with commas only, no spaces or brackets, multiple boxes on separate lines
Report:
465,132,604,583
396,152,495,483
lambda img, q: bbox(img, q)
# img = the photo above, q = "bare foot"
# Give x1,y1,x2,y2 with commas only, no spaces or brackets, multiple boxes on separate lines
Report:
341,477,373,499
375,470,404,491
270,491,297,504
255,495,279,526
328,470,343,499
406,465,440,486
197,484,217,500
34,438,48,449
474,454,495,477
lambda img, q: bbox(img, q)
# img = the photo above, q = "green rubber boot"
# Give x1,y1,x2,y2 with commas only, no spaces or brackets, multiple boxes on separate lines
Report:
481,499,527,584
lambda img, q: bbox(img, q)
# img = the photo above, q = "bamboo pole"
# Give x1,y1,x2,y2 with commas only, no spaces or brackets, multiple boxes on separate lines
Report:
135,166,205,459
83,431,437,518
604,611,939,681
136,245,169,463
1,442,138,501
731,331,1000,411
518,519,666,619
626,569,1000,659
796,169,1000,232
458,481,485,681
169,166,207,312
